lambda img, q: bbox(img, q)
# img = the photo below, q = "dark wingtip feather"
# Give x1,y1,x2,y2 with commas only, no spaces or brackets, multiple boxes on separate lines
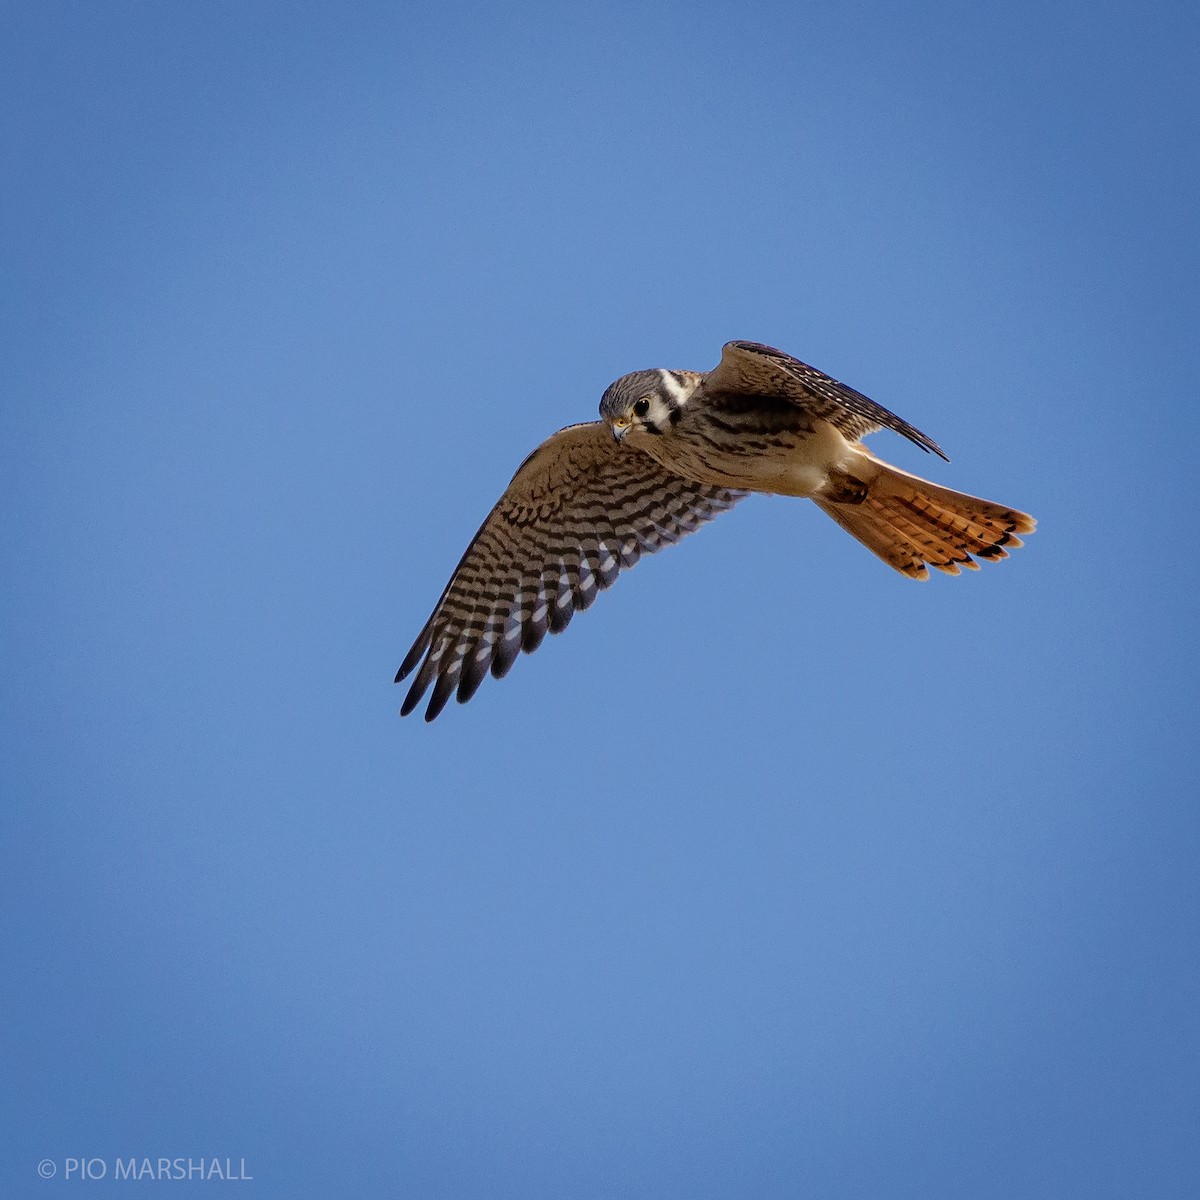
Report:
522,620,547,655
906,426,949,461
491,629,521,679
396,637,428,682
400,675,427,717
424,671,458,722
456,652,490,705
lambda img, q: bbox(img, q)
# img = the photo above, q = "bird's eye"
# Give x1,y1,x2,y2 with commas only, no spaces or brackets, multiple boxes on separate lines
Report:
633,398,650,418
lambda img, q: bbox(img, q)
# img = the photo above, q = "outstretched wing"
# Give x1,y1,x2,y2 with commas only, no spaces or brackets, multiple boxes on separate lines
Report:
397,422,746,721
704,341,949,461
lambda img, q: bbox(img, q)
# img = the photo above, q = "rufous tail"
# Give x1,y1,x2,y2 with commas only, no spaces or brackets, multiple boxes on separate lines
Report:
814,453,1036,580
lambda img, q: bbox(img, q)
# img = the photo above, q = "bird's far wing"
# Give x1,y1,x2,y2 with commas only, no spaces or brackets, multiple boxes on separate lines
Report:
705,341,949,461
396,421,747,721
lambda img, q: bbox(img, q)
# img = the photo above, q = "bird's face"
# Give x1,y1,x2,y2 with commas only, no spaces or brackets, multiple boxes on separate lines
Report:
599,369,687,442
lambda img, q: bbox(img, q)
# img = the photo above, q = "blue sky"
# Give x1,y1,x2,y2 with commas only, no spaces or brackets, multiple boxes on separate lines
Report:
3,1,1197,1196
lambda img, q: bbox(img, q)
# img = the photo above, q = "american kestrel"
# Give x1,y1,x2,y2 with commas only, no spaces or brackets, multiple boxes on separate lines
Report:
397,341,1035,720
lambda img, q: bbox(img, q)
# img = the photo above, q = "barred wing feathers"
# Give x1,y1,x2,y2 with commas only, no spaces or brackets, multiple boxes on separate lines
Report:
397,422,746,721
707,341,949,461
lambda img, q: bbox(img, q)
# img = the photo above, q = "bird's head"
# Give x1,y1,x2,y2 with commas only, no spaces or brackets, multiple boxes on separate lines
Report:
599,369,692,442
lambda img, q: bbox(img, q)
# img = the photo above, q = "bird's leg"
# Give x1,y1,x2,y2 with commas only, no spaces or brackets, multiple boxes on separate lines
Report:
822,469,869,505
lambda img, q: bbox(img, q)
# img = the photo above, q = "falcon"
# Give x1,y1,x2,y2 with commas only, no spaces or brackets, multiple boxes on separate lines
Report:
397,341,1035,721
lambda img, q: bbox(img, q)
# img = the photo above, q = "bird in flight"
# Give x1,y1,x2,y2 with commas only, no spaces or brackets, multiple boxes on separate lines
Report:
397,341,1035,721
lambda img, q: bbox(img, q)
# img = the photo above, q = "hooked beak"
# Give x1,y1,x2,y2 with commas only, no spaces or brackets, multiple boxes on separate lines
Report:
611,420,629,443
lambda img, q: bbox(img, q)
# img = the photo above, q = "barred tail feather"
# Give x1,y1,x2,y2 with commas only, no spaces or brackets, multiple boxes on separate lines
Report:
815,456,1036,580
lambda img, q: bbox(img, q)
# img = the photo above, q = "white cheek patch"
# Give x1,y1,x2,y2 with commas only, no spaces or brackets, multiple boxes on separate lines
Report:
658,369,690,406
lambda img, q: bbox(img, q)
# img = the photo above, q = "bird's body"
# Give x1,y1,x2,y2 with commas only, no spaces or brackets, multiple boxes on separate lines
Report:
619,368,860,497
398,341,1035,721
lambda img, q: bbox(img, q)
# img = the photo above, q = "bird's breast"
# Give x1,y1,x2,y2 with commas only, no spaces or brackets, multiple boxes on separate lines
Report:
637,401,857,498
